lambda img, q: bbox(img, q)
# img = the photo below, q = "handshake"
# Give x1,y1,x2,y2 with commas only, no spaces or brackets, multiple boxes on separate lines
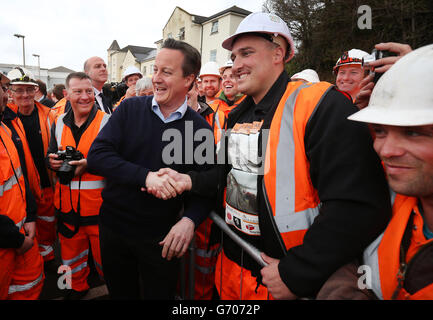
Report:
142,168,192,200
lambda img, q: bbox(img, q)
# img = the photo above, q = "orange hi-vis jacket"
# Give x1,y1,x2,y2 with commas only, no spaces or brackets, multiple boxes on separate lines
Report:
3,108,42,203
51,98,67,117
210,93,246,118
0,122,44,300
0,122,27,235
216,80,334,300
53,110,109,228
363,194,433,300
262,80,333,251
7,101,56,187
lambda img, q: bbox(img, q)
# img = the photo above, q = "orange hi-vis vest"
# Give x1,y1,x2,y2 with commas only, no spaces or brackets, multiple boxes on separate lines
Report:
363,194,433,300
53,110,109,220
262,80,333,251
51,98,68,117
7,101,56,187
216,81,334,300
3,110,42,203
0,123,27,232
210,94,246,118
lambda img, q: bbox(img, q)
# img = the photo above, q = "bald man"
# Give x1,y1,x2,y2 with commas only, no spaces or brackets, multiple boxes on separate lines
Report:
84,56,112,114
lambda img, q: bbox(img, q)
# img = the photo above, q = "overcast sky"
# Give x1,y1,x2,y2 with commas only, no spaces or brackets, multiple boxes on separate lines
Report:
1,0,265,72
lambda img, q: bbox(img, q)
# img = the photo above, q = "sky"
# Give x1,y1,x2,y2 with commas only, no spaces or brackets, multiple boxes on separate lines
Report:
1,0,265,72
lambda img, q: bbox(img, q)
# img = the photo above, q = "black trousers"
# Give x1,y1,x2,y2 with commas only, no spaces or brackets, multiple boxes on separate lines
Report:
99,223,179,300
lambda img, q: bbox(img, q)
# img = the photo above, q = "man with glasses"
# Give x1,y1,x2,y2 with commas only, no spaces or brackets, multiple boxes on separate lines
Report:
7,67,57,266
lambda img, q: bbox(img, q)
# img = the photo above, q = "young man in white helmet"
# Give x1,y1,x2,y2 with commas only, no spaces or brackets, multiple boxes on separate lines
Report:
199,61,222,105
318,44,433,300
152,12,391,300
333,49,369,101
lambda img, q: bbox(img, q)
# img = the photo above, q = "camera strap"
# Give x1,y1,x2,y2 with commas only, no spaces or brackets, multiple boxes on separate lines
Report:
56,177,82,239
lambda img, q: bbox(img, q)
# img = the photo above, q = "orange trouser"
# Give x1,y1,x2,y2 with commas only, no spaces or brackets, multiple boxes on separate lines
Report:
58,224,103,292
193,217,220,300
215,249,271,300
36,187,56,261
0,239,45,300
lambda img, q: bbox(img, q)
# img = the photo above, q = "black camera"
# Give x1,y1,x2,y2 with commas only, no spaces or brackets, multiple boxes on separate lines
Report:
362,49,397,83
103,82,127,105
56,146,84,184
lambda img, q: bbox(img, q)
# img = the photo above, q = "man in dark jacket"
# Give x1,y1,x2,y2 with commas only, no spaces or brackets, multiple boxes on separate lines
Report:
87,39,215,300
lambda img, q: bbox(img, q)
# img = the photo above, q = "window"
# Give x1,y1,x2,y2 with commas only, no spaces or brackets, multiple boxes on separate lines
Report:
211,20,219,34
210,49,217,62
142,66,147,75
149,64,154,75
178,27,185,40
167,33,173,39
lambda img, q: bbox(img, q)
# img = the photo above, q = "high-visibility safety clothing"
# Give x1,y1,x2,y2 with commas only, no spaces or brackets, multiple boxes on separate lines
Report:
363,194,433,300
191,103,225,299
216,80,334,300
210,93,246,118
8,102,57,261
0,123,44,300
53,109,109,291
51,98,68,117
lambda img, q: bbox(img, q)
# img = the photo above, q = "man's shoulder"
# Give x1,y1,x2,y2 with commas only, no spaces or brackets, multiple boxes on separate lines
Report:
184,107,212,129
116,95,152,114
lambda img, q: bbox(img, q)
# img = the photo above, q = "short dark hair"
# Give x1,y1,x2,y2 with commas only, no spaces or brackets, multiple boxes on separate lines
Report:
161,38,201,79
65,72,91,89
52,84,65,100
35,79,47,95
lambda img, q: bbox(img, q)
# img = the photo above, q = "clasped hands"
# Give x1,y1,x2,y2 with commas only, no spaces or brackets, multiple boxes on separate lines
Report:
142,168,191,200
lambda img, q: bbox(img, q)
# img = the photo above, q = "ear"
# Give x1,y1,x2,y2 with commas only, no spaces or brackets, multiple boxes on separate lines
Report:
273,45,285,65
185,74,195,90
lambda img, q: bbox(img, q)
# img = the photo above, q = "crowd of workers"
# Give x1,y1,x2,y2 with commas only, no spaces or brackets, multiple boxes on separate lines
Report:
1,11,432,301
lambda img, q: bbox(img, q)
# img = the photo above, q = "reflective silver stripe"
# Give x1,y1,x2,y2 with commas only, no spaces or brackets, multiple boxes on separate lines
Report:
272,83,320,233
69,180,106,190
195,264,215,275
37,215,56,222
15,217,26,231
196,248,220,258
362,232,384,300
274,206,320,233
99,113,110,132
46,113,52,132
39,244,54,257
62,249,89,266
0,166,23,196
55,113,67,149
8,272,43,295
70,261,88,275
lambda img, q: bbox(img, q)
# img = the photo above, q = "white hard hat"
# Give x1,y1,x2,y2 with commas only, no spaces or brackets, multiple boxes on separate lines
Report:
219,60,233,75
199,61,221,78
333,49,368,74
7,67,38,86
122,66,142,81
291,69,320,83
222,12,295,62
348,44,433,126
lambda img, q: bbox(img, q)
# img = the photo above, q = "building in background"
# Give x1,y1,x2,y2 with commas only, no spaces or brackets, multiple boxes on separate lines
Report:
106,5,251,83
0,63,74,89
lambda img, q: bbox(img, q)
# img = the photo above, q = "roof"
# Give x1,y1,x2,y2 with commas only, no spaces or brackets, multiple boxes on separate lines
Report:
48,66,75,73
108,40,120,51
202,6,251,23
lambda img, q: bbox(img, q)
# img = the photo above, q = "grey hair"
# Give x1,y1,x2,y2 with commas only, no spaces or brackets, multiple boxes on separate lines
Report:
135,77,153,94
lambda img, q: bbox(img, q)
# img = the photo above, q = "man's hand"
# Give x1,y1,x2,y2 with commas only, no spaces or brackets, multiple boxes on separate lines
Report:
157,168,192,194
125,85,136,99
143,171,178,200
24,221,36,239
159,217,195,261
69,158,87,177
261,253,297,300
16,236,33,255
368,42,412,73
354,74,375,110
48,153,63,171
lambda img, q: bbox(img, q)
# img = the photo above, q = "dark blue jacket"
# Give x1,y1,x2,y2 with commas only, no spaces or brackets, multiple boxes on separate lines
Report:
87,96,215,239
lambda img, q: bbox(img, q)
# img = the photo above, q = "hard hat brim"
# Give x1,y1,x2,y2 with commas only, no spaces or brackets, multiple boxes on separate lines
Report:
9,81,38,86
348,107,433,126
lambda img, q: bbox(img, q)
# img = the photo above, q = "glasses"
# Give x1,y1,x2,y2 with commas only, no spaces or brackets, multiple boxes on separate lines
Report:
10,87,37,95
